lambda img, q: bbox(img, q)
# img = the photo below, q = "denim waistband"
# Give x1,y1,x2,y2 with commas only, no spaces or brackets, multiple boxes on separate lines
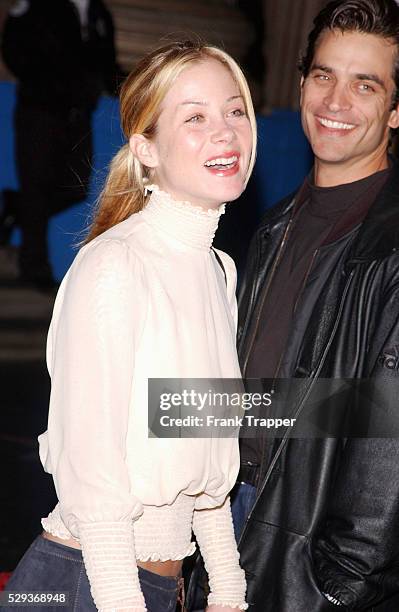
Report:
33,535,181,590
33,534,83,562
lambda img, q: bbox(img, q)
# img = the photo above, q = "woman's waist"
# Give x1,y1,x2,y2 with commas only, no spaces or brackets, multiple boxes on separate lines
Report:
42,530,81,549
42,496,197,559
41,531,183,577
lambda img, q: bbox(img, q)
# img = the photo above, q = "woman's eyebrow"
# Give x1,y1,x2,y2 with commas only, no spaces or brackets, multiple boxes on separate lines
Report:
178,95,243,107
179,100,207,106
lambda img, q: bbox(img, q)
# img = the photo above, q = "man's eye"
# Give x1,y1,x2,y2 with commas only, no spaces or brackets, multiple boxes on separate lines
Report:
358,83,374,93
315,74,330,81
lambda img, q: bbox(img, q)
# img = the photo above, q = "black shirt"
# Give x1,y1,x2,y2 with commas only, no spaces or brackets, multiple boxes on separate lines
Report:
241,168,391,466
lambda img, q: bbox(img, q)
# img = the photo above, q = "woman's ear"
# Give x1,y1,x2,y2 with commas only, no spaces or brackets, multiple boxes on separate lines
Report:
129,134,159,168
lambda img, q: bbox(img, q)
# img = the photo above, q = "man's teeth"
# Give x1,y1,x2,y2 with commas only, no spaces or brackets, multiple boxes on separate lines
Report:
318,117,355,130
204,155,238,167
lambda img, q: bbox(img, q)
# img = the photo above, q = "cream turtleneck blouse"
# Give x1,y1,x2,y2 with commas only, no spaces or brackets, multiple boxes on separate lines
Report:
38,188,247,611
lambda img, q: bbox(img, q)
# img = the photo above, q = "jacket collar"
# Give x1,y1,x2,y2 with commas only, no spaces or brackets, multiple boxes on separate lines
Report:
259,158,399,262
257,181,306,231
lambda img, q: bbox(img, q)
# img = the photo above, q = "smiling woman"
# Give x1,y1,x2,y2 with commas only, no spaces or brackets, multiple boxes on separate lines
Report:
86,42,257,242
129,58,253,210
2,41,256,612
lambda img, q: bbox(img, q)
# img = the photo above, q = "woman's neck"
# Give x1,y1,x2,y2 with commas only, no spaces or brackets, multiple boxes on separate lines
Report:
140,185,225,250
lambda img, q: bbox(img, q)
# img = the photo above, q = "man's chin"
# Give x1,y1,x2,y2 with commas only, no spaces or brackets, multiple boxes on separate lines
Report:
311,142,354,165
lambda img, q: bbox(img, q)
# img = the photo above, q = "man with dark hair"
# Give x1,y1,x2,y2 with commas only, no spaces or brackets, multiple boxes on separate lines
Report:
235,0,399,610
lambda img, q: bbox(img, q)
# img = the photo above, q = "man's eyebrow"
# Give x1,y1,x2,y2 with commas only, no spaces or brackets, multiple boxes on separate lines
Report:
310,64,334,73
178,95,243,107
355,73,385,88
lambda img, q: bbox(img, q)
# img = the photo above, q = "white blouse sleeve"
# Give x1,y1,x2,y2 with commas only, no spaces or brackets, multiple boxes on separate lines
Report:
192,495,248,610
45,238,147,610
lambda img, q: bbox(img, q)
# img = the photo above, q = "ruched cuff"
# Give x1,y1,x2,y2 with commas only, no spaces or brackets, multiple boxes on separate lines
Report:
192,496,248,610
79,521,146,611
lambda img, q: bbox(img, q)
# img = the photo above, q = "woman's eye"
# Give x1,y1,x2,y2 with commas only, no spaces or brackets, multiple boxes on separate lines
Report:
185,114,204,123
229,108,246,117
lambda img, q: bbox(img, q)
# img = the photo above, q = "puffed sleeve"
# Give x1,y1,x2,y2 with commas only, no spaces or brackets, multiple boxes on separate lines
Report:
43,238,147,610
192,496,248,610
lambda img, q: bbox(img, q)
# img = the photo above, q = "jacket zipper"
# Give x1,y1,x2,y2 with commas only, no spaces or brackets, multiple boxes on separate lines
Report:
238,268,355,548
293,249,319,317
242,218,294,377
272,249,320,381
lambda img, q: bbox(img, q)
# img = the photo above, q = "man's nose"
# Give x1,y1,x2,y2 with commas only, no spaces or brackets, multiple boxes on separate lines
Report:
323,82,351,113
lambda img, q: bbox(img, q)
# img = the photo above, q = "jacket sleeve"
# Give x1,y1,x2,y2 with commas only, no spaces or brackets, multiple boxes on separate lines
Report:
93,0,120,96
2,3,42,80
2,1,80,82
237,228,261,354
312,281,399,610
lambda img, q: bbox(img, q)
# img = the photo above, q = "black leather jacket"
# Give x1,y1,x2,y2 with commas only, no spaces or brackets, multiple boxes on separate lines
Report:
237,161,399,611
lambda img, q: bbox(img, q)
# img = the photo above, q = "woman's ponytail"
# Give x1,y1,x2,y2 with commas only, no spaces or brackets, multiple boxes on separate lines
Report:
85,143,146,243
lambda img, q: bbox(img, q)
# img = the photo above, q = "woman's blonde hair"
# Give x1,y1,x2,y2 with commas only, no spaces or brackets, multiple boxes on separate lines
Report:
86,40,257,242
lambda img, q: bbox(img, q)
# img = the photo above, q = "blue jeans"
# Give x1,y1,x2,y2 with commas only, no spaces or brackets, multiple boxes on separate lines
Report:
231,481,257,541
1,535,181,611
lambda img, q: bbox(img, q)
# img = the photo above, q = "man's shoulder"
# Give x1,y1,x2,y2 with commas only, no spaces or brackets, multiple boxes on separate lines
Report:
351,161,399,260
256,188,300,233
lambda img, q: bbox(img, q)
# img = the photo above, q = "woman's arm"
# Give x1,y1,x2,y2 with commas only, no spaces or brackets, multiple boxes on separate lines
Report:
46,239,147,611
192,496,248,611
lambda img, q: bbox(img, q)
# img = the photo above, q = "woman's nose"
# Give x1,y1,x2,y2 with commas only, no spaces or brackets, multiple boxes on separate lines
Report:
210,121,235,144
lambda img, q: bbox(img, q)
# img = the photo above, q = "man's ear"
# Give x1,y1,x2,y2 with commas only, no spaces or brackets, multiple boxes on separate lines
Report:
388,104,399,130
129,134,159,168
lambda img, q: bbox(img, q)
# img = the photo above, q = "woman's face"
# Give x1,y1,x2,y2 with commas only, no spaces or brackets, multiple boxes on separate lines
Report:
141,58,253,210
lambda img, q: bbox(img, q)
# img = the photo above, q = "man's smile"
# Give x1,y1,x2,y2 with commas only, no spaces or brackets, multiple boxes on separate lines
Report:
316,115,356,131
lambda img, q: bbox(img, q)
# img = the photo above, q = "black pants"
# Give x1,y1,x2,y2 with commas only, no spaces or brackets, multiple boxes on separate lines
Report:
14,100,93,279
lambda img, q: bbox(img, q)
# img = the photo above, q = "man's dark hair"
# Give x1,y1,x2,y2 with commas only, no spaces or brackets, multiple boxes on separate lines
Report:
299,0,399,109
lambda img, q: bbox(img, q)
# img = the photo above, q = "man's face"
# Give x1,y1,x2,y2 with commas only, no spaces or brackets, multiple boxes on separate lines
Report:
300,29,399,181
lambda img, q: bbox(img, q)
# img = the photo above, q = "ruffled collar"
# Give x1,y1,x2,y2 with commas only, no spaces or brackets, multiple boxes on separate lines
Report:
140,185,225,250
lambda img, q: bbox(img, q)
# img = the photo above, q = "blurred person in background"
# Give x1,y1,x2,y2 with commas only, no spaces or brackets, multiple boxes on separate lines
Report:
1,0,119,290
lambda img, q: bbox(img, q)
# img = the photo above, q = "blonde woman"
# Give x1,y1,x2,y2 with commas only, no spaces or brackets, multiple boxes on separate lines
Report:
4,41,257,611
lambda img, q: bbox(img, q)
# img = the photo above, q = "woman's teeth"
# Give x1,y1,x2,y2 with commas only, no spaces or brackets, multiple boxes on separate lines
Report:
204,155,238,168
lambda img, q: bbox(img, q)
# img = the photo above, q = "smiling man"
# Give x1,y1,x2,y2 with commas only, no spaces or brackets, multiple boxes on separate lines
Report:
234,1,399,610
